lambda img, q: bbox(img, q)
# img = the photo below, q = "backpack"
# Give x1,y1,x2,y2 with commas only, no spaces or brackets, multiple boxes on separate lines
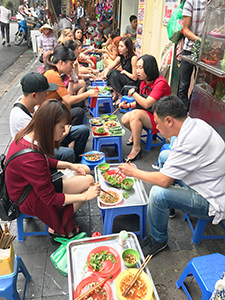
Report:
0,148,42,221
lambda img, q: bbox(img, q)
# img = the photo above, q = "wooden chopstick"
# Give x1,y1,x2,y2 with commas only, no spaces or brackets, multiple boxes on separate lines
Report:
89,183,116,200
122,254,152,297
75,274,112,300
110,100,128,116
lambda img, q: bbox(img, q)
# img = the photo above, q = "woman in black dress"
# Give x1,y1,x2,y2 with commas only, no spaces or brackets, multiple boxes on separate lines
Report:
102,37,138,102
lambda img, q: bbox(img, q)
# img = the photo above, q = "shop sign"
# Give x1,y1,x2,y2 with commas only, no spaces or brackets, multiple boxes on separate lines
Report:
163,0,178,25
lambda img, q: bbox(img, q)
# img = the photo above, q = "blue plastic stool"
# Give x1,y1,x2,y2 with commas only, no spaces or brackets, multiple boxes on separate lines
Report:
184,213,225,244
141,127,166,151
81,151,106,170
176,253,225,300
119,96,135,113
100,205,146,239
17,213,49,242
89,96,113,117
93,135,123,162
91,80,107,87
0,255,32,300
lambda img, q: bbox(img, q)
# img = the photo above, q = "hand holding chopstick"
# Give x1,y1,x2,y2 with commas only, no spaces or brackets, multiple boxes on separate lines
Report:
89,183,116,201
74,274,112,300
122,254,153,297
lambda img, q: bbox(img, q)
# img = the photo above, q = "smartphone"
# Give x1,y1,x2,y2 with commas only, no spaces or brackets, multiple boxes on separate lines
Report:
51,171,64,182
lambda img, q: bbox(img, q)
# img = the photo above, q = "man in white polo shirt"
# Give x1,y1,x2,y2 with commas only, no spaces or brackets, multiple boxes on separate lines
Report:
119,95,225,256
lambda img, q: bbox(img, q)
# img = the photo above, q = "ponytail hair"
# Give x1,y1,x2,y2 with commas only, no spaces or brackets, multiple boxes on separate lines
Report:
43,45,76,73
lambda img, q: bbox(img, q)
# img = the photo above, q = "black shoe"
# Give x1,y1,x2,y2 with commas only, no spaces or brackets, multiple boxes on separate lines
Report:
2,39,5,45
140,234,152,248
169,208,176,219
142,235,168,257
124,150,142,162
126,139,133,146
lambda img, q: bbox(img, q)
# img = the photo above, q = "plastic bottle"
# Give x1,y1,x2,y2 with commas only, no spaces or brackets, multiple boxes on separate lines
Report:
119,230,128,247
90,86,99,108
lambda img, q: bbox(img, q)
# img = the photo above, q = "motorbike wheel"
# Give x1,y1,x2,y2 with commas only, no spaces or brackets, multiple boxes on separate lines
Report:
15,30,25,46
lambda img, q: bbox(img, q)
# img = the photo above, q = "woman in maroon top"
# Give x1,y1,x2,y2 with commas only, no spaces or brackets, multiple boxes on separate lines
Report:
120,55,171,161
5,100,100,238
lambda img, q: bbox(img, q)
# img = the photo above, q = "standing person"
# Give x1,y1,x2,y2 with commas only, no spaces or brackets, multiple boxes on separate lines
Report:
59,13,72,31
178,0,210,110
6,100,101,238
102,37,138,103
119,55,171,161
119,95,225,256
123,15,137,43
76,1,84,25
0,0,12,47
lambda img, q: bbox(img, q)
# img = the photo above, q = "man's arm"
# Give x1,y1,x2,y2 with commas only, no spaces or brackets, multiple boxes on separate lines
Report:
183,16,201,42
118,163,174,188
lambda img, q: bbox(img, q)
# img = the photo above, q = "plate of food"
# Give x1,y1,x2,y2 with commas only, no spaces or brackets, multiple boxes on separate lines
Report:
90,118,104,126
74,275,113,300
103,170,126,188
103,121,120,129
115,268,153,300
85,246,121,279
99,188,123,206
83,151,104,162
92,126,108,136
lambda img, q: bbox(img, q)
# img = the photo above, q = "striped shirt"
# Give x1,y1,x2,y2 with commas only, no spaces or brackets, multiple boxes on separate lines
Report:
161,117,225,224
182,0,209,52
38,33,57,54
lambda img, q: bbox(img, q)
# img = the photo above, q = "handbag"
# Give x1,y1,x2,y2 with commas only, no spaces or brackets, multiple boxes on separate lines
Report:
0,148,42,221
121,85,138,96
135,85,154,114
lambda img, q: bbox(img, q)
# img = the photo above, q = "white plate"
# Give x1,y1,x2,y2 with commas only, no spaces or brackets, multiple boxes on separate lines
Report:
98,187,123,206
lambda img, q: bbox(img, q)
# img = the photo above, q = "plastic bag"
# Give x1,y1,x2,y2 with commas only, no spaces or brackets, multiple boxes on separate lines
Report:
50,232,87,276
167,2,184,43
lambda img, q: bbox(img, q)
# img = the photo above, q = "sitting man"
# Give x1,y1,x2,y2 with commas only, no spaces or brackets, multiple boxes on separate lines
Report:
10,72,90,163
119,95,225,256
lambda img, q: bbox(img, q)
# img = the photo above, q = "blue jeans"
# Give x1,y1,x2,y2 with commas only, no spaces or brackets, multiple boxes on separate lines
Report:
148,150,210,243
56,125,89,163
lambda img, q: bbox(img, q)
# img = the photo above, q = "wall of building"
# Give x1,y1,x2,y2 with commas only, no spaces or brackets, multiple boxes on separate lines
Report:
120,0,138,36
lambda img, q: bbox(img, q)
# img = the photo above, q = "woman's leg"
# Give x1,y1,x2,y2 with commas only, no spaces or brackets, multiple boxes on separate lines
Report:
63,174,94,212
125,110,152,159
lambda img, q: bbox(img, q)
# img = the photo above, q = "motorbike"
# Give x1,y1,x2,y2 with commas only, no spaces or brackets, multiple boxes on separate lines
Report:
14,12,43,47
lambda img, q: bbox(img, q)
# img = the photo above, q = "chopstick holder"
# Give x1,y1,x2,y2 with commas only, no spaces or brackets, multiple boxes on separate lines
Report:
122,254,152,297
74,274,112,300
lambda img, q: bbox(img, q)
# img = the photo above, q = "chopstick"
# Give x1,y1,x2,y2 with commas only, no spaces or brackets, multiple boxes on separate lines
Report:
122,254,153,297
74,274,112,300
89,183,116,200
110,100,128,116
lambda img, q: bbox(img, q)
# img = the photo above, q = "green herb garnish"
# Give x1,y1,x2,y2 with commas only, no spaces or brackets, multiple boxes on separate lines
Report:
84,250,116,272
105,174,121,188
123,191,130,199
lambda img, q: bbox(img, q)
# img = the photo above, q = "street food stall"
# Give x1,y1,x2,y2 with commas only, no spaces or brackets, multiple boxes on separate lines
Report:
188,0,225,140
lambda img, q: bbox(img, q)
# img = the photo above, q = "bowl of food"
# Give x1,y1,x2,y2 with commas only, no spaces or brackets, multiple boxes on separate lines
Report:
101,114,110,121
121,178,134,190
122,249,139,268
109,114,118,121
103,170,126,188
92,126,107,135
89,117,103,126
115,268,153,300
104,120,120,129
84,151,103,162
98,163,110,173
99,188,123,206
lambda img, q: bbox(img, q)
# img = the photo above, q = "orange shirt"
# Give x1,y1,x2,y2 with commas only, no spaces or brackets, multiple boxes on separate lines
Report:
44,69,68,100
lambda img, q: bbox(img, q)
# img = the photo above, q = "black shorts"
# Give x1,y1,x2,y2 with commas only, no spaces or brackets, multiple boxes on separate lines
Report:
51,169,63,193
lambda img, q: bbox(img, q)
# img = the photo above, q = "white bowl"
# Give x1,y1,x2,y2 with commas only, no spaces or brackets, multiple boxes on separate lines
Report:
98,188,123,206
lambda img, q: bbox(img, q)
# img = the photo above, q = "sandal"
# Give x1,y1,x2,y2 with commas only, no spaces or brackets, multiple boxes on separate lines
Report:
126,140,133,146
48,225,80,242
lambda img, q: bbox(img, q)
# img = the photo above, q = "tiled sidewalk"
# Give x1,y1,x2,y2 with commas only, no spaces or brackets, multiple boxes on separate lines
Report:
0,55,224,300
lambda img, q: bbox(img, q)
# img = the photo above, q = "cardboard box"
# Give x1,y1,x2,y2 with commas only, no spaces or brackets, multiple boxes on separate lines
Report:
0,244,15,275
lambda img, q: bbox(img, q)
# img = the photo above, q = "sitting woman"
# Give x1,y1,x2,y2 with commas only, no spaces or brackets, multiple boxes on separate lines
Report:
5,100,100,238
97,36,122,68
120,54,171,161
101,37,138,102
43,45,99,125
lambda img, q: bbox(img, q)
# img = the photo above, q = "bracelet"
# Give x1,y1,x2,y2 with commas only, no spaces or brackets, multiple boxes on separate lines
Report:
69,80,74,83
130,90,136,97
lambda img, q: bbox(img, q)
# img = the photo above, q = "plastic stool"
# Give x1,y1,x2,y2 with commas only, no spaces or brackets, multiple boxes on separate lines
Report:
184,213,225,244
100,205,146,239
91,80,107,87
176,253,225,300
119,96,134,113
17,213,49,242
89,97,113,117
0,255,32,300
156,136,177,165
141,127,166,151
93,135,123,162
81,151,106,170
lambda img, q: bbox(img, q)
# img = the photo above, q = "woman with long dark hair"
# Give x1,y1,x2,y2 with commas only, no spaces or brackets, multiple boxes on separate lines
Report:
102,37,138,102
5,100,100,238
120,55,171,161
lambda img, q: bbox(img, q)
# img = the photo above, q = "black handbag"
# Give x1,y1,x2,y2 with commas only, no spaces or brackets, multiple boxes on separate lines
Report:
0,149,42,221
121,85,138,96
135,86,154,113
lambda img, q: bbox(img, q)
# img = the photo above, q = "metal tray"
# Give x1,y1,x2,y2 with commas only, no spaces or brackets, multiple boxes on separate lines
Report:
67,232,160,300
94,163,148,210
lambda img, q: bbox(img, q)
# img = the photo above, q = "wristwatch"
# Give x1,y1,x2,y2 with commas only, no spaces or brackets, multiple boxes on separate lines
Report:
130,88,136,96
